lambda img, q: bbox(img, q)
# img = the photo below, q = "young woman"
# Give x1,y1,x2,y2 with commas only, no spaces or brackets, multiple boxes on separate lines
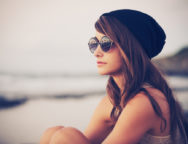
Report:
40,9,188,144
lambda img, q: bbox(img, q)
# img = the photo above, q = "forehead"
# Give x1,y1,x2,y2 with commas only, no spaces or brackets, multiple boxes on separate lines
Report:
95,31,105,39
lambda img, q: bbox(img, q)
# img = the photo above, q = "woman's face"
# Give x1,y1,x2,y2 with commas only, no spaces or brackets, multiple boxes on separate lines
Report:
93,31,123,75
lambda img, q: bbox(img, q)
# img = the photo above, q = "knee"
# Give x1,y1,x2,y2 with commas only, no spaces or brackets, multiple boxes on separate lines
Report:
40,126,64,144
50,127,88,144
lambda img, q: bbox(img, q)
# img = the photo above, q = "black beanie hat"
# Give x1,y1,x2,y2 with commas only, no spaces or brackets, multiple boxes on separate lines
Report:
102,9,166,59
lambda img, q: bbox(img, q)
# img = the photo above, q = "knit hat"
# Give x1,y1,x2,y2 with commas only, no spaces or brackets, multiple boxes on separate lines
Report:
102,9,166,59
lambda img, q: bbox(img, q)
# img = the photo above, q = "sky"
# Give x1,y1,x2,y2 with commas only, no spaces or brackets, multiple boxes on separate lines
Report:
0,0,188,74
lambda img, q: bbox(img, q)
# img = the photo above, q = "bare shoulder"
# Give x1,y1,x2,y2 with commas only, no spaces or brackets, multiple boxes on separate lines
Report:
141,87,170,114
129,87,170,135
127,87,169,118
125,92,158,120
102,92,160,143
121,89,169,130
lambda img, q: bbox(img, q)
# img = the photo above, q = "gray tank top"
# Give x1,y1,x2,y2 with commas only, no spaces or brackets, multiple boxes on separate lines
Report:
139,128,185,144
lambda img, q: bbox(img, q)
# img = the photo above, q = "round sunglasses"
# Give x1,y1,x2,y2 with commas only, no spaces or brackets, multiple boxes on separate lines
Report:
88,36,113,53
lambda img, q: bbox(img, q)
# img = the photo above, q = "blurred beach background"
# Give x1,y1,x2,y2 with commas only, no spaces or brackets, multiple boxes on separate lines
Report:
0,0,188,144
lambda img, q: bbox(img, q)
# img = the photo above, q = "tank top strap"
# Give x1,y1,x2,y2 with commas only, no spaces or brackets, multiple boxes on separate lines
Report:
142,83,153,89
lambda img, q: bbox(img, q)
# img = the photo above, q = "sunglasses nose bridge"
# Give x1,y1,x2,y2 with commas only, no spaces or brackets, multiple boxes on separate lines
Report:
94,43,104,57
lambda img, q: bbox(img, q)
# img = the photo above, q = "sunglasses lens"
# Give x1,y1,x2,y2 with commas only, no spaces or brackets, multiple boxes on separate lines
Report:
88,36,113,53
88,38,98,53
100,36,112,52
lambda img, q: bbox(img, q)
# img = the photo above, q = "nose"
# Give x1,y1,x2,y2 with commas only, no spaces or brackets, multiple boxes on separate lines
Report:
94,45,104,57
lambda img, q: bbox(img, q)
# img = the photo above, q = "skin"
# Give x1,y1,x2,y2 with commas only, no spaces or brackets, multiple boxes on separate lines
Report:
40,31,170,144
94,31,125,92
94,32,123,76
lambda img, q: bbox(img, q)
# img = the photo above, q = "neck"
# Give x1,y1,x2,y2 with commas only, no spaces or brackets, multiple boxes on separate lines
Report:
112,73,125,93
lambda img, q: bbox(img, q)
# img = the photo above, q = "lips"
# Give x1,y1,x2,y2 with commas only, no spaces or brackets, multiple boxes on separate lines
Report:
97,62,106,64
97,61,107,66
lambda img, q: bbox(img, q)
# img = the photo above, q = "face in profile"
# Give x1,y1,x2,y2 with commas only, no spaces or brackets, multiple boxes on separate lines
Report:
89,31,123,76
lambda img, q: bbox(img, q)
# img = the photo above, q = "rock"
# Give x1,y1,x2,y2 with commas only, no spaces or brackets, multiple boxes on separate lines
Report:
152,46,188,76
0,96,28,109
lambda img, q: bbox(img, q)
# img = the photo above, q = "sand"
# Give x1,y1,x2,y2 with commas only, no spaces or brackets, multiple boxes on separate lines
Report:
0,95,103,144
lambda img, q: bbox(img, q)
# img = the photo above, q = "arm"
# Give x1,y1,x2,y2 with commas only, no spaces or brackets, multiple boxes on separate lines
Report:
102,93,158,144
84,95,115,144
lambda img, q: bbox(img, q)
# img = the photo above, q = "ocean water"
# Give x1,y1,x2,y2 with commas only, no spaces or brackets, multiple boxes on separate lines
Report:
0,73,187,110
0,73,107,99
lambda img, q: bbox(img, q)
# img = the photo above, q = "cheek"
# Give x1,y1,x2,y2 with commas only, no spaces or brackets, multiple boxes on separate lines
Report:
97,50,123,75
108,55,123,73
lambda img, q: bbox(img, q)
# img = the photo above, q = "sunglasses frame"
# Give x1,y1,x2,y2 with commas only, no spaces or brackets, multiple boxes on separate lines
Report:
88,36,114,53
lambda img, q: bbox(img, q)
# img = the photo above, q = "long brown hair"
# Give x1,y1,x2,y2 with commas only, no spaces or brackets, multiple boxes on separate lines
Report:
95,15,186,141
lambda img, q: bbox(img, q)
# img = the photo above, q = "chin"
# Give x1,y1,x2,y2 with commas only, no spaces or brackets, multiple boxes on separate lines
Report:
97,69,118,76
98,72,109,75
97,69,109,75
